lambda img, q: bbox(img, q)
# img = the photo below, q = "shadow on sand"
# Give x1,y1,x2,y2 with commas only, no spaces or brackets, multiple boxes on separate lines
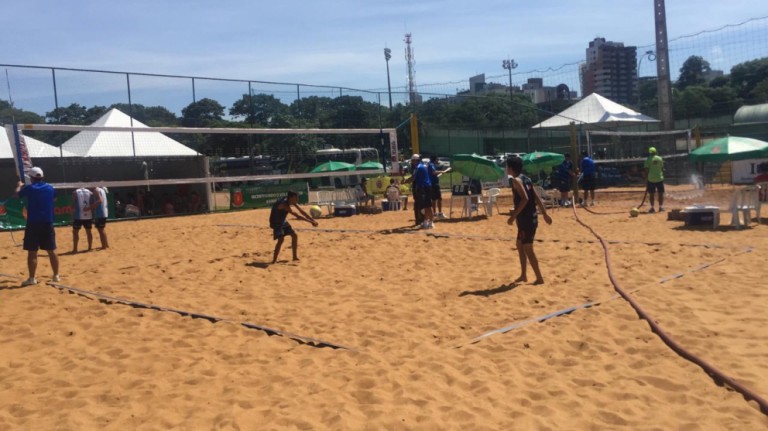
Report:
459,282,520,298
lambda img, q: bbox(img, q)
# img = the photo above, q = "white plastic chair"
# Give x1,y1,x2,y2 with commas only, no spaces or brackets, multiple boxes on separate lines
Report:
730,186,759,228
485,188,501,216
534,185,557,210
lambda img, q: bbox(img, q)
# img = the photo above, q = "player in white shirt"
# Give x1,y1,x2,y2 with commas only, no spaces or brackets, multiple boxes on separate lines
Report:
90,186,110,249
72,187,94,253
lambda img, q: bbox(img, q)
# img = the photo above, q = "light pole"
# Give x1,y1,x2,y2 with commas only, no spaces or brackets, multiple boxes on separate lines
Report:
384,48,393,110
502,58,518,127
637,50,656,108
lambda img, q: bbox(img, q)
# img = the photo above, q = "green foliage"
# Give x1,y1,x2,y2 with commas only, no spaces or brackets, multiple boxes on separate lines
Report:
0,99,44,124
181,98,224,127
677,55,711,90
45,103,107,124
729,57,768,102
673,87,713,119
110,103,178,126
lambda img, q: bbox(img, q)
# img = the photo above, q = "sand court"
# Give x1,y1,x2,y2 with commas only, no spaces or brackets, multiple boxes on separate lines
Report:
1,186,767,429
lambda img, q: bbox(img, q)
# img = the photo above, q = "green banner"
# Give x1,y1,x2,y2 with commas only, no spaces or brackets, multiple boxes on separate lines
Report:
230,183,309,210
1,191,115,230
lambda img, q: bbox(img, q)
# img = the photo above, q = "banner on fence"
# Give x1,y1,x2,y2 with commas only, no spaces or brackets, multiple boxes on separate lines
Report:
229,183,309,210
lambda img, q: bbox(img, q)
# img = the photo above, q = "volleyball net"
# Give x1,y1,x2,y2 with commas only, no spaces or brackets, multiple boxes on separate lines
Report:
2,123,398,228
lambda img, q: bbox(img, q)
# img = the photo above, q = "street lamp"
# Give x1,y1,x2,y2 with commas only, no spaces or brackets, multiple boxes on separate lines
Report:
637,50,656,107
384,48,393,110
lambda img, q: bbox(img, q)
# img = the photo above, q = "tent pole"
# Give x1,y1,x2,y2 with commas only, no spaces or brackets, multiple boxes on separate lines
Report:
126,73,136,157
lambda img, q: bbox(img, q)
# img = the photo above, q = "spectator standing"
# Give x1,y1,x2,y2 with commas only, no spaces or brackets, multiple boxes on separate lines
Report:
13,167,60,286
644,147,665,213
579,151,597,206
555,154,576,206
403,154,434,228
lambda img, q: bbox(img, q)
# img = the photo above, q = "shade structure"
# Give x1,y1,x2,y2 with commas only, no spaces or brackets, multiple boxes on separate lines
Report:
522,151,565,173
355,161,384,170
310,160,355,173
530,93,658,129
450,154,505,182
688,136,768,163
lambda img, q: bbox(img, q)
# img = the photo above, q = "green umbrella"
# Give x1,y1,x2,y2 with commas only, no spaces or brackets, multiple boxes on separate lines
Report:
310,160,355,173
450,154,505,182
689,136,768,163
521,151,565,174
355,161,384,171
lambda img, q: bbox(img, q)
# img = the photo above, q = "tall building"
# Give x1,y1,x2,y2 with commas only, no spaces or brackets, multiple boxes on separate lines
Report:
580,38,637,105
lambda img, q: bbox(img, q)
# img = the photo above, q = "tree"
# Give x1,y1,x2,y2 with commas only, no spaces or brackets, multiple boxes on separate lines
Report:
229,93,289,127
677,56,711,90
729,57,768,102
0,99,44,124
110,103,178,126
181,98,224,127
673,87,713,122
750,78,768,103
45,103,106,124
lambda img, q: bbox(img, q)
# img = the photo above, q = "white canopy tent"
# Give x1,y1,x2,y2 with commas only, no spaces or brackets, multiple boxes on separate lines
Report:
61,108,199,157
531,93,658,129
1,127,75,158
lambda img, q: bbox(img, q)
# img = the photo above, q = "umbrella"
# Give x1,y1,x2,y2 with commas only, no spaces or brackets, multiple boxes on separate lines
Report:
521,151,565,174
355,161,384,171
689,136,768,163
450,154,505,182
310,160,355,173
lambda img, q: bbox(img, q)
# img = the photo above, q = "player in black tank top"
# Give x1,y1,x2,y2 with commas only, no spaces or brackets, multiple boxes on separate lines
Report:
506,156,552,285
269,191,318,264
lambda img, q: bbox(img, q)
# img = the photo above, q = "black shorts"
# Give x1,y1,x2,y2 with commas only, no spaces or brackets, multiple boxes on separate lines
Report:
557,180,571,193
414,186,433,209
516,217,538,244
646,181,665,194
94,218,107,229
272,222,295,240
24,222,57,251
431,184,442,201
73,219,93,230
579,174,596,191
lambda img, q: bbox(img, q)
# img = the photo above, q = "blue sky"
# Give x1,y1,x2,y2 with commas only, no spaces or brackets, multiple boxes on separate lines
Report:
1,0,767,114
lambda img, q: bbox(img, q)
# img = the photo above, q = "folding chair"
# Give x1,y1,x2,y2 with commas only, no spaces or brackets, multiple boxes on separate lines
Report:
534,185,557,211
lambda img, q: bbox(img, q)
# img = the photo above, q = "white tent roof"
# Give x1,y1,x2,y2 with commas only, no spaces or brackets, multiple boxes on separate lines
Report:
61,108,198,157
531,93,658,129
1,127,75,158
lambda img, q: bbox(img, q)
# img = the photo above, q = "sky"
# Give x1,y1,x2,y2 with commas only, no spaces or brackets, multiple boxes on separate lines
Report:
1,0,767,115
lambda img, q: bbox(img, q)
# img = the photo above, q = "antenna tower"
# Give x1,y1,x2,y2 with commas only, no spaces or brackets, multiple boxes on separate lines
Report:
404,33,417,105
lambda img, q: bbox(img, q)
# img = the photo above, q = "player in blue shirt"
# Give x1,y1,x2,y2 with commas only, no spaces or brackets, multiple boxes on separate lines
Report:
269,191,318,263
13,167,60,286
555,154,575,206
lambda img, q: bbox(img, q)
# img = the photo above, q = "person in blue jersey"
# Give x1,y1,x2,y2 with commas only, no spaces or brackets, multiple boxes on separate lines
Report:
428,154,451,219
71,186,94,253
403,154,434,229
90,186,110,249
506,156,552,285
13,167,60,286
578,151,597,206
270,191,318,264
555,153,576,206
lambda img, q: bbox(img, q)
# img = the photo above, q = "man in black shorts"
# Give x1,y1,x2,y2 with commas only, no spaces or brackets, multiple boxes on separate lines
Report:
270,191,318,263
13,167,60,286
506,156,552,285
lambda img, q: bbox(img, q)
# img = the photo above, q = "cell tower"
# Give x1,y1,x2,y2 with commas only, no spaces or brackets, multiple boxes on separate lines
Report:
404,33,417,105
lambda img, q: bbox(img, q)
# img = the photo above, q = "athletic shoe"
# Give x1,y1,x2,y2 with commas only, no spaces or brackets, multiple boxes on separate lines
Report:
437,213,447,220
421,221,430,229
21,277,37,287
590,201,595,206
648,208,656,213
659,207,665,212
52,275,61,283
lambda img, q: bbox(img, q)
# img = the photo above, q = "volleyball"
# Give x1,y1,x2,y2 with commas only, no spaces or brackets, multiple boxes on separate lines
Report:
630,208,640,217
310,205,322,218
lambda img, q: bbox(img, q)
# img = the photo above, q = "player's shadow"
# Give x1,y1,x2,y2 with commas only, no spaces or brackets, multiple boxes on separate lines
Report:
245,261,271,269
459,282,520,297
378,225,421,235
